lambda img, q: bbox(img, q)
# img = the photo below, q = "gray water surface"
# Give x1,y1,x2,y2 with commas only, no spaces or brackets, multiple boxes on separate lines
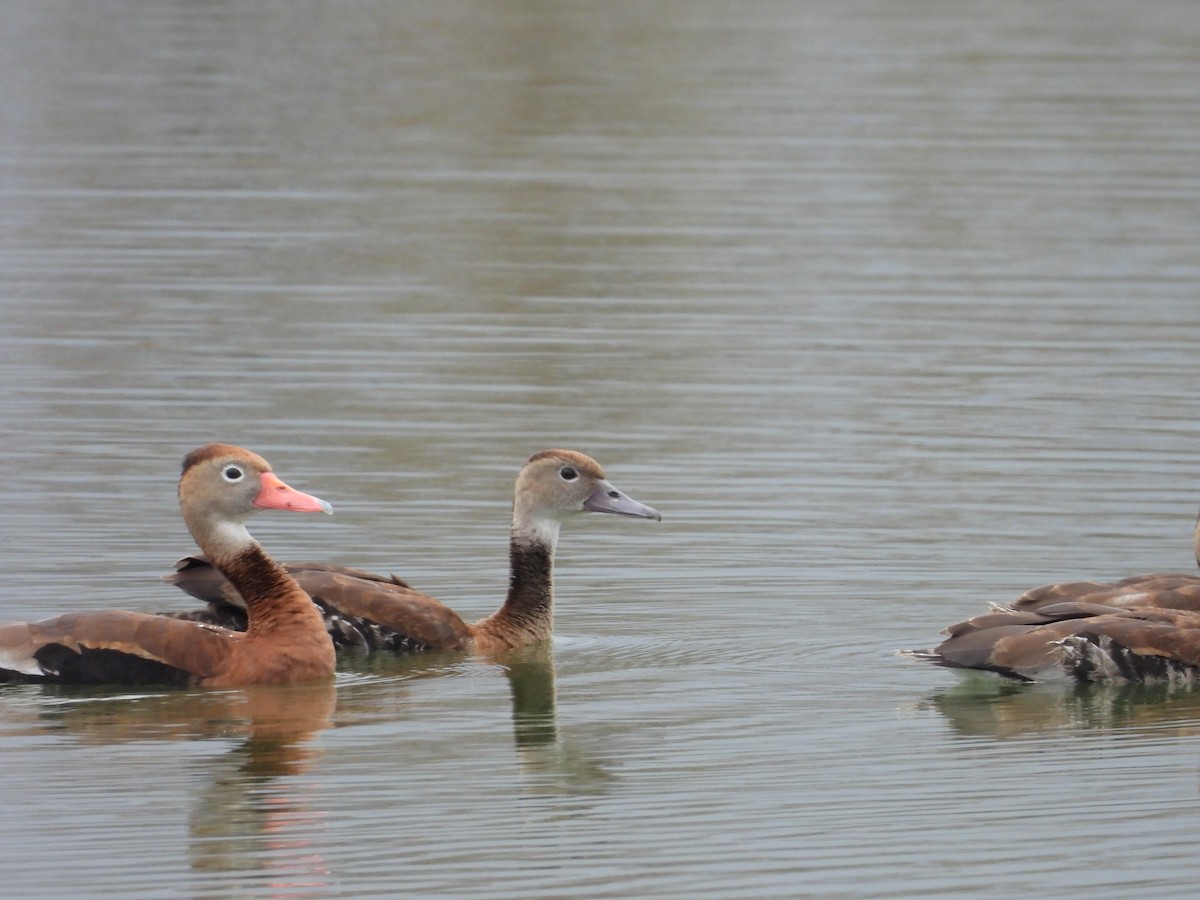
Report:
2,2,1200,897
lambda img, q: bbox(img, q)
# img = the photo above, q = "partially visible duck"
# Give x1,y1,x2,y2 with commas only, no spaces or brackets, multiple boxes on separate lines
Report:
909,507,1200,683
166,449,661,655
1006,511,1200,615
0,444,336,686
909,602,1200,684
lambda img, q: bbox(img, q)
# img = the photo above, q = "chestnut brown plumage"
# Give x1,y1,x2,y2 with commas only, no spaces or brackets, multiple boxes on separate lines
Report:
909,509,1200,682
166,449,661,655
0,444,336,686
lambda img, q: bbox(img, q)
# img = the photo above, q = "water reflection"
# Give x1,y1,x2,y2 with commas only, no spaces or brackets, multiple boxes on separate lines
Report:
4,0,1200,892
186,685,336,890
501,646,615,796
27,681,334,748
338,646,615,796
504,646,558,748
8,684,336,890
923,678,1200,740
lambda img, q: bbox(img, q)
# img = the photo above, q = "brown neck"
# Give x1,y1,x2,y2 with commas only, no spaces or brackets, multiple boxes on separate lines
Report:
475,539,554,647
217,544,324,639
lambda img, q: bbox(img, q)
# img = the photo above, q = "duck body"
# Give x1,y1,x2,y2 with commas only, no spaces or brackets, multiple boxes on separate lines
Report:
1004,513,1200,615
167,557,470,653
911,515,1200,683
0,444,336,687
910,601,1200,684
1010,573,1200,615
166,449,661,655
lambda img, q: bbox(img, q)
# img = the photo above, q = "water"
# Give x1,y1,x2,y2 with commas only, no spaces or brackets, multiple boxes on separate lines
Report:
2,0,1200,896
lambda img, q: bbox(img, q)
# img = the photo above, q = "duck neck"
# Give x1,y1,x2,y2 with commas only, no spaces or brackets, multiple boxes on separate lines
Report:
477,521,559,648
215,543,324,639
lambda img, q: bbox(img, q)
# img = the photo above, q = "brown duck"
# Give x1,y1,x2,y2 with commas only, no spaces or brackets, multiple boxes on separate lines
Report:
910,510,1200,682
0,444,336,686
166,449,661,655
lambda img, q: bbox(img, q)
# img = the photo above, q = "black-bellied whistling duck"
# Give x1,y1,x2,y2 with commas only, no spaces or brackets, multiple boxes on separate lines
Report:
1004,512,1200,615
909,508,1200,682
166,449,661,655
909,603,1200,683
0,444,336,686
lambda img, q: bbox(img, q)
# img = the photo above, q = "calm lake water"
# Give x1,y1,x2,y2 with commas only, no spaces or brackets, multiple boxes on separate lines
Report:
3,1,1200,896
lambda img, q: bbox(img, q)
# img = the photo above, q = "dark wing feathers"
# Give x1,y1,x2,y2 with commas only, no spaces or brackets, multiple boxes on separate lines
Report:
0,611,238,684
167,556,415,608
166,556,246,607
31,644,193,686
290,568,472,649
166,556,472,651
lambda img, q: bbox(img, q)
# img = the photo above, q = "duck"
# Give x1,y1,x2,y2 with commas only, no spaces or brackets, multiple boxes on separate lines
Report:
0,444,336,687
165,449,661,655
908,603,1200,684
909,509,1200,683
1005,511,1200,615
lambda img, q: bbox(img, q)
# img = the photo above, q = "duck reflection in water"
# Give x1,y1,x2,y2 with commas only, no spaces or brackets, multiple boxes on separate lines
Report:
501,645,615,796
187,683,336,887
499,643,619,801
340,644,616,796
918,678,1200,740
506,645,559,749
19,682,336,888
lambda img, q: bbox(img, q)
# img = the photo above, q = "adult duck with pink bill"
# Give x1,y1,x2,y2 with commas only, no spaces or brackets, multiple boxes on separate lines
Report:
0,444,336,686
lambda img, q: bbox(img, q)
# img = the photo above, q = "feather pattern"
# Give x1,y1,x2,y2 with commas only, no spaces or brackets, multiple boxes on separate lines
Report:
908,508,1200,682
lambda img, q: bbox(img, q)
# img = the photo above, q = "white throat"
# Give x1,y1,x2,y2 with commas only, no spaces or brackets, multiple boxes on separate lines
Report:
512,512,562,551
200,518,257,560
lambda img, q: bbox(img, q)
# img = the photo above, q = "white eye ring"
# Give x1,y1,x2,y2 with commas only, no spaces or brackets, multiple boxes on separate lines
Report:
222,465,245,483
560,466,578,481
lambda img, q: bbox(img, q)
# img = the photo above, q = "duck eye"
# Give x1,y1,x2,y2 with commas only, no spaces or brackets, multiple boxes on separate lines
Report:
559,466,578,481
222,465,245,482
